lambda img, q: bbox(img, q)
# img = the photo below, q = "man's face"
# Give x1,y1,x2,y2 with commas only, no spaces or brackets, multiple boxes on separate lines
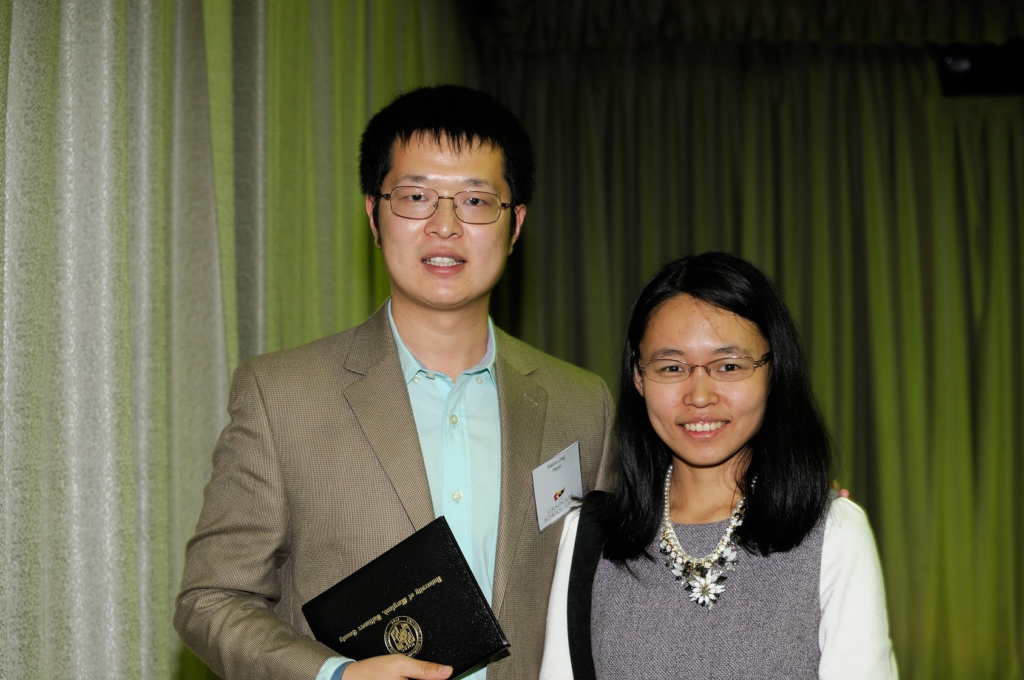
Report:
366,134,525,316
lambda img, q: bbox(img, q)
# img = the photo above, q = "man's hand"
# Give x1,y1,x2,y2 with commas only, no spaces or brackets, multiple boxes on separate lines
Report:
343,655,453,680
830,480,850,499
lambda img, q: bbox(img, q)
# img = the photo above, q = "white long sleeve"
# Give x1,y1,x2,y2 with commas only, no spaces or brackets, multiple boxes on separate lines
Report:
538,508,579,680
818,498,898,679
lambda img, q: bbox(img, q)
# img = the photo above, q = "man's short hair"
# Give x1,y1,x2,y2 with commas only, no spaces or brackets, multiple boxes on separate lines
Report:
359,85,535,207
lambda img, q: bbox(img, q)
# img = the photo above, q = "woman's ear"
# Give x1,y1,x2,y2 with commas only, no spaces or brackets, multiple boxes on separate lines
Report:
633,364,645,398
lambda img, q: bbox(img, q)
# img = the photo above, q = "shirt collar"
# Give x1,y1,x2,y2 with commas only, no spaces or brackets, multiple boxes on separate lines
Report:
386,299,497,384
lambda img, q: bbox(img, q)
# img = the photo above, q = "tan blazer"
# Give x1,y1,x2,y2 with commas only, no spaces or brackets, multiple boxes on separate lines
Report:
175,305,614,680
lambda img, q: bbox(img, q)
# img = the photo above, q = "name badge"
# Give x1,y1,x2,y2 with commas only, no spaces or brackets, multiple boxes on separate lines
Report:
532,442,583,532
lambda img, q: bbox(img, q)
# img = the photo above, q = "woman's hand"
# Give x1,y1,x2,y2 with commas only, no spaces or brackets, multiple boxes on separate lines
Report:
342,655,453,680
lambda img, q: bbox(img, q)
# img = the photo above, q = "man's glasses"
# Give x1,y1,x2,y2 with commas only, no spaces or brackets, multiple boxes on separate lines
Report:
379,186,513,224
637,352,772,384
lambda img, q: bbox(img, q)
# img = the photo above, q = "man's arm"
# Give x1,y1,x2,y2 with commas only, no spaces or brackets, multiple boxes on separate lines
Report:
174,362,334,680
176,363,459,680
594,379,616,492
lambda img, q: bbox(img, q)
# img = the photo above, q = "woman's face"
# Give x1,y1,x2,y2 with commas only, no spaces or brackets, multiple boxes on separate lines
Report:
634,294,770,473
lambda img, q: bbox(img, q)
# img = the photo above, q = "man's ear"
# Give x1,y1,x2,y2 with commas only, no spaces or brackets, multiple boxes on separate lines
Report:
366,195,382,248
508,205,526,253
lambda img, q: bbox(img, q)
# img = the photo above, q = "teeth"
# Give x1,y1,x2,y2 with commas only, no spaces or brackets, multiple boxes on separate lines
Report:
683,422,725,432
424,257,461,266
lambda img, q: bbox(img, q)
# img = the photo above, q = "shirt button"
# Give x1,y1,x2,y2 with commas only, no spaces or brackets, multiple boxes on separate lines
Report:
452,491,464,502
476,377,483,384
425,372,435,380
449,414,459,426
412,375,420,384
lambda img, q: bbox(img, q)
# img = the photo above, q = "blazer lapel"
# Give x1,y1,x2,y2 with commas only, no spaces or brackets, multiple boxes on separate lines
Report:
343,307,435,531
490,338,548,618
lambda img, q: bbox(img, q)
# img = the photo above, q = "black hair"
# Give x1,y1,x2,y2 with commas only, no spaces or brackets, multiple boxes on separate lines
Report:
601,252,833,560
359,85,535,214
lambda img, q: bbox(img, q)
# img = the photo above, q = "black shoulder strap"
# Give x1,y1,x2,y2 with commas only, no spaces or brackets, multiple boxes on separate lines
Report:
567,491,607,680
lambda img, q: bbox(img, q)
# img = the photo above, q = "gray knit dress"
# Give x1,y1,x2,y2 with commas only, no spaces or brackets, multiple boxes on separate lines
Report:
590,518,825,679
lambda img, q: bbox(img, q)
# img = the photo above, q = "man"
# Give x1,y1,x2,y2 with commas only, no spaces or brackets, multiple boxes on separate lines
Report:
174,85,614,680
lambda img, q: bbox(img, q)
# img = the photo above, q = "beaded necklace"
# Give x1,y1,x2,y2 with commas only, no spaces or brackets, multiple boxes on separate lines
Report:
659,465,749,610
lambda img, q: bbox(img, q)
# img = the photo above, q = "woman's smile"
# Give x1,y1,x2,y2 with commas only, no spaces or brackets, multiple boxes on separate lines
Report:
634,294,770,472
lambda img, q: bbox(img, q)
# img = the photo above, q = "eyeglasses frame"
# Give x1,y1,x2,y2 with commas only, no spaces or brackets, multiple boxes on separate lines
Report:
378,185,514,225
637,351,773,383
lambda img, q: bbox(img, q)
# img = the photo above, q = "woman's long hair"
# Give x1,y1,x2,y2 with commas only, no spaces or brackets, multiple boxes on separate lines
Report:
600,252,832,560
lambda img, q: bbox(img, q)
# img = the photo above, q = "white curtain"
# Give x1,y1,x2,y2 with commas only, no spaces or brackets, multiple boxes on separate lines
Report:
1,0,228,676
0,0,476,677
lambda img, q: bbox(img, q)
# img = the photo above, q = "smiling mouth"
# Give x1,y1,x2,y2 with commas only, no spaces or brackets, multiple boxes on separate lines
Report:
683,421,726,432
423,256,464,267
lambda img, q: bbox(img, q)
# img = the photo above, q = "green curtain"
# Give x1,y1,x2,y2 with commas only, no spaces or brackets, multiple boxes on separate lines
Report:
257,0,476,358
488,43,1023,678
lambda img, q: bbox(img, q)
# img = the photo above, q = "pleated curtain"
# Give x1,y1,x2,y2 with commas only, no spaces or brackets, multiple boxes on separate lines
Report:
485,33,1024,680
0,1,474,677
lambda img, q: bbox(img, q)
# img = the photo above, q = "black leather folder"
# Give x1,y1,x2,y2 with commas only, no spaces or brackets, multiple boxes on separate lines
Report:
302,517,510,678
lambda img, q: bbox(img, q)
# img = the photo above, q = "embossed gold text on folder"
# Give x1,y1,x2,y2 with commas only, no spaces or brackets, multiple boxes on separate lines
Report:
302,517,510,678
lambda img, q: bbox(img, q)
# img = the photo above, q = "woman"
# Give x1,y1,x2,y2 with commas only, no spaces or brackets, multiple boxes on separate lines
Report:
540,252,897,679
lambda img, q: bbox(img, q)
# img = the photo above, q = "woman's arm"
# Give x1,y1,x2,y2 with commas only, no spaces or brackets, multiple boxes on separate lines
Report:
539,509,580,680
818,498,899,679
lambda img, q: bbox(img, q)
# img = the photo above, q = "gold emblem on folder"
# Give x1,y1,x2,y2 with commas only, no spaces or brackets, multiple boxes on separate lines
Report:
384,615,424,657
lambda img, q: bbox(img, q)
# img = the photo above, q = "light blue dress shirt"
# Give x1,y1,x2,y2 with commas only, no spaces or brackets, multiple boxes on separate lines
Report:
320,302,502,680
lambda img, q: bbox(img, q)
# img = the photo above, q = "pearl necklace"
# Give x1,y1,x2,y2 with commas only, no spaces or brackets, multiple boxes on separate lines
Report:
658,465,749,610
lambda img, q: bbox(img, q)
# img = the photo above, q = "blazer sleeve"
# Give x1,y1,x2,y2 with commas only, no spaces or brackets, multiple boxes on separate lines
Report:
594,379,616,492
174,362,334,680
818,498,899,679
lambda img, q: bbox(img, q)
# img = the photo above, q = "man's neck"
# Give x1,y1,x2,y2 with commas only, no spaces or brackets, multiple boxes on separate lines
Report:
390,298,492,380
